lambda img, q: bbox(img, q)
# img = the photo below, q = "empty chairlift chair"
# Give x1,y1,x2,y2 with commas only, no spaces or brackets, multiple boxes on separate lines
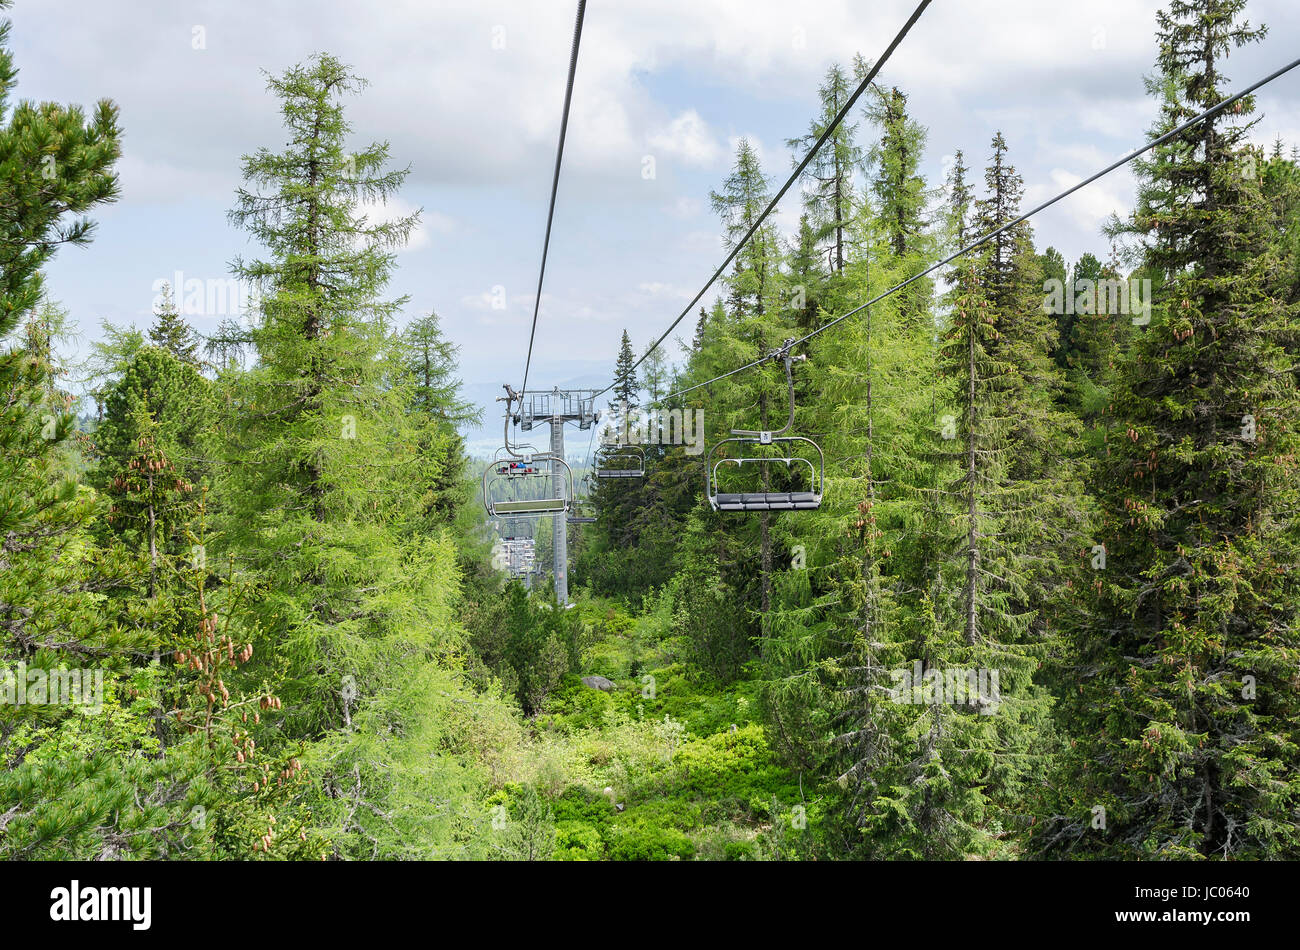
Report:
566,496,598,524
482,387,576,518
566,495,598,524
706,344,824,513
595,444,644,480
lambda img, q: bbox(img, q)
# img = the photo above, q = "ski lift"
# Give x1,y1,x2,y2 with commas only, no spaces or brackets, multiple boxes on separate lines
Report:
567,498,597,524
482,386,573,517
595,444,645,479
483,446,573,517
706,341,824,512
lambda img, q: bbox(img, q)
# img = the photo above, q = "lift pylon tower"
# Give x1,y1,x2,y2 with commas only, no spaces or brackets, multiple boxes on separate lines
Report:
517,387,598,605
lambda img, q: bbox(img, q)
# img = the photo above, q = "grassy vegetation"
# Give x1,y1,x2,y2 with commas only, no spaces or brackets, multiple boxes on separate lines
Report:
480,594,813,861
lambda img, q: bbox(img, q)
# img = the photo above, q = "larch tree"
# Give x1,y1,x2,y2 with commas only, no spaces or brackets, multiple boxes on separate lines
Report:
787,63,861,275
217,53,482,858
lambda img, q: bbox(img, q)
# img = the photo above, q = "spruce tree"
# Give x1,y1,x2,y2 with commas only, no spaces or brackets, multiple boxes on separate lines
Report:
148,283,201,365
93,347,211,596
1042,0,1300,859
691,306,709,351
402,311,478,526
788,213,828,329
865,83,935,332
611,328,637,412
866,86,930,259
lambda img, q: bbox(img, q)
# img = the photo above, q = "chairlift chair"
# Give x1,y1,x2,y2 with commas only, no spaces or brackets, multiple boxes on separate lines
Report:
566,473,598,524
482,388,574,518
595,444,645,479
706,342,824,513
483,449,573,517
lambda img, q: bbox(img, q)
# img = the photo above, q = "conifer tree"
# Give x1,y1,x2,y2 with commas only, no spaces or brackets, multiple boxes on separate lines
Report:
788,213,828,330
866,86,929,259
787,63,861,274
217,54,483,857
1042,0,1300,859
709,139,792,621
691,306,709,351
639,339,669,406
865,84,935,332
94,347,210,596
148,283,201,365
402,311,478,526
611,328,637,412
203,317,252,371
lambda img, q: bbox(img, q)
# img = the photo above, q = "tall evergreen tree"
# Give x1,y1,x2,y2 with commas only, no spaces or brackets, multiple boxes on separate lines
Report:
864,84,934,331
788,213,828,330
866,86,929,259
93,346,211,595
1042,0,1300,859
402,311,478,526
148,283,201,365
611,328,637,412
709,139,791,619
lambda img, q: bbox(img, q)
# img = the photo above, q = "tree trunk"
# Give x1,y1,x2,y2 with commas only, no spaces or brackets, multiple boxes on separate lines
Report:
965,301,979,647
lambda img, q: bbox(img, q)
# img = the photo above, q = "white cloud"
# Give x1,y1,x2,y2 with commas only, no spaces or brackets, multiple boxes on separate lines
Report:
1025,166,1133,244
424,210,458,235
648,109,724,167
637,281,692,300
665,195,703,219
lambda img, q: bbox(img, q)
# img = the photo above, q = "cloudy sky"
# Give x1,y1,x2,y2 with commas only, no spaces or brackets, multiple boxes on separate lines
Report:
10,0,1300,454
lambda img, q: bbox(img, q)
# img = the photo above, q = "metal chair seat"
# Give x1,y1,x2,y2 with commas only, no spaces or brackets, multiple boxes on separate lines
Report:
492,497,567,515
713,491,822,511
